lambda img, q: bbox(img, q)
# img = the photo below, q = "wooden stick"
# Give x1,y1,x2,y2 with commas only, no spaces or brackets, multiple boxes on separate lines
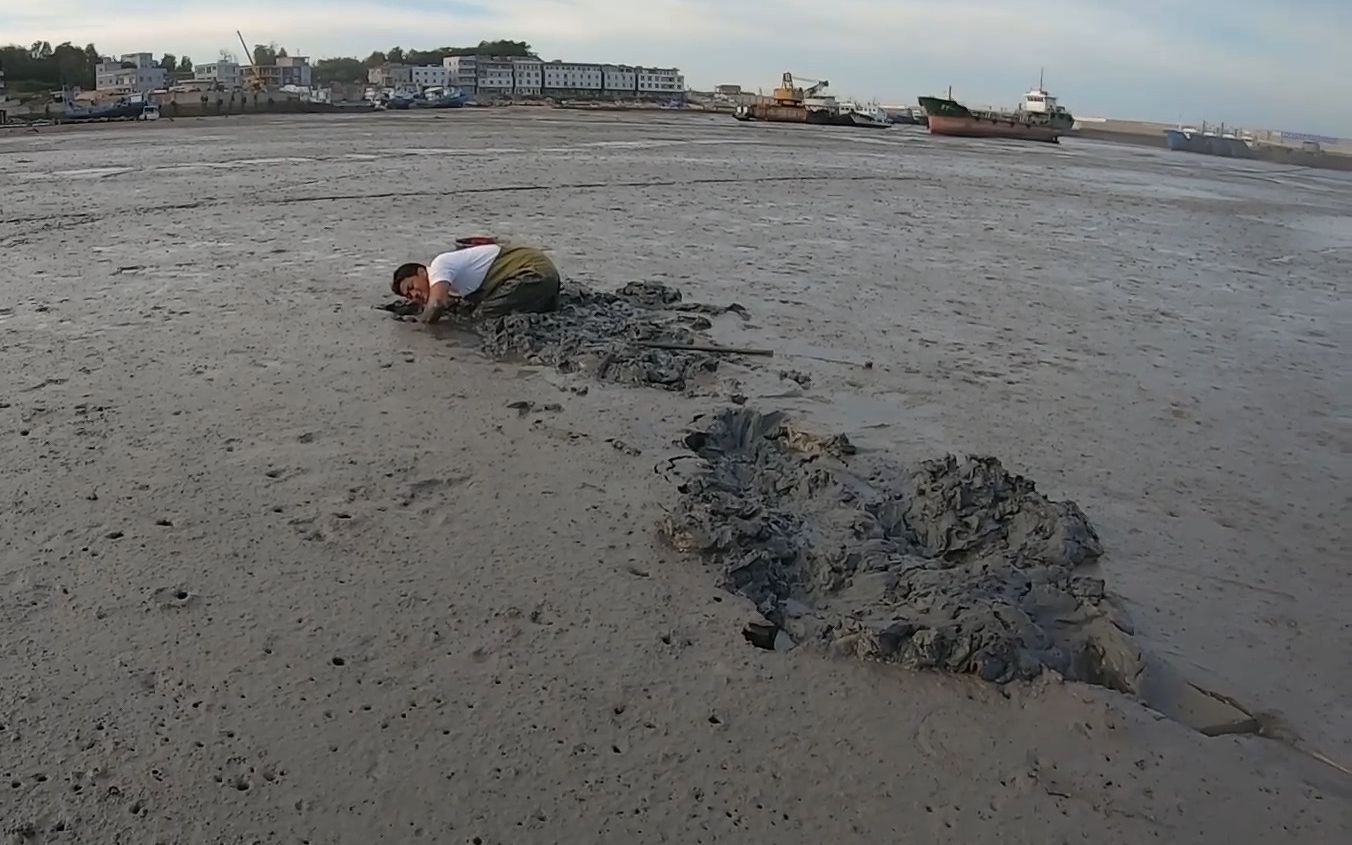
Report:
638,341,775,357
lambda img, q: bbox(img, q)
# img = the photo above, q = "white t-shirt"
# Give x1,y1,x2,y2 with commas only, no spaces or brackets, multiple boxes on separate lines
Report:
426,244,502,296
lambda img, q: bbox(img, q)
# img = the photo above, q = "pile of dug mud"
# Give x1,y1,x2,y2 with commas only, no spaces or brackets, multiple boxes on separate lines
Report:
383,281,747,390
659,407,1263,736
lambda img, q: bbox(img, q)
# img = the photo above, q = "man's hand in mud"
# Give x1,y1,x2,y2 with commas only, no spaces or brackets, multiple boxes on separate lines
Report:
420,285,457,325
420,301,448,325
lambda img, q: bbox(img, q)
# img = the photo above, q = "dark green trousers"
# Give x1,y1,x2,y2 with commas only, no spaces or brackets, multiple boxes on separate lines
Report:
468,246,561,318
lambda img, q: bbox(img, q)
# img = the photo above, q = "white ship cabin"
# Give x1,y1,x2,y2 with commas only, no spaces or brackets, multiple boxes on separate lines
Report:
1021,87,1057,113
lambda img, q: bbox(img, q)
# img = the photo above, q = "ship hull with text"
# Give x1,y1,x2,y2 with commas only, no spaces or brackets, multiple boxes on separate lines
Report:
918,85,1074,144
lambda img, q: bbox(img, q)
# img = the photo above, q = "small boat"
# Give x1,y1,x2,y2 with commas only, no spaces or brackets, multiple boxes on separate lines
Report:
838,100,893,128
62,93,154,122
410,87,467,109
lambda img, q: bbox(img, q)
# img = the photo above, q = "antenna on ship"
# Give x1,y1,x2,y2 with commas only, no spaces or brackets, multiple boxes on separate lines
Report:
1039,67,1044,89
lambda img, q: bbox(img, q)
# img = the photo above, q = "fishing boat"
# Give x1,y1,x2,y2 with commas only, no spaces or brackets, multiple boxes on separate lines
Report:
410,87,467,109
62,92,154,122
838,100,893,128
919,77,1074,143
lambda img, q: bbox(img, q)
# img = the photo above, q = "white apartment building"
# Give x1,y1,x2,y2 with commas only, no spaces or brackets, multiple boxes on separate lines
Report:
411,65,450,89
637,67,684,94
512,58,542,96
193,62,242,89
543,61,603,93
443,56,479,96
95,57,167,93
477,59,516,95
603,65,637,94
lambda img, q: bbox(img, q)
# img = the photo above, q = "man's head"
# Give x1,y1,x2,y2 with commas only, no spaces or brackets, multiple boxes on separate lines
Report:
392,263,429,304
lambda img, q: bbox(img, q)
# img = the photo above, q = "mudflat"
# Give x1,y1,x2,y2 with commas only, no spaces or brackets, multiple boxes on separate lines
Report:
2,110,1348,842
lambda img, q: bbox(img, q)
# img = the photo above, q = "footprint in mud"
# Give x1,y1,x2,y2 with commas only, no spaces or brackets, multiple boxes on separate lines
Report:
396,475,474,510
149,586,198,611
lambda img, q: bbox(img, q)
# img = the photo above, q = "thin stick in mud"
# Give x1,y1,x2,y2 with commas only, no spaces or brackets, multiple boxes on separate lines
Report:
638,341,775,357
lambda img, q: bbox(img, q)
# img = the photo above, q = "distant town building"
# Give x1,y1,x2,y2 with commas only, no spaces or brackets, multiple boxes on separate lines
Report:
370,63,413,88
269,55,312,88
715,84,742,95
512,58,543,96
603,65,637,93
442,55,479,96
411,65,449,89
544,61,602,94
193,62,242,89
477,59,516,95
96,53,167,93
442,53,685,101
637,67,684,95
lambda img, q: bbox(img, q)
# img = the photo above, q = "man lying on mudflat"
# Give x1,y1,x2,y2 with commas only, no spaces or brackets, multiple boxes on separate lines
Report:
391,239,562,323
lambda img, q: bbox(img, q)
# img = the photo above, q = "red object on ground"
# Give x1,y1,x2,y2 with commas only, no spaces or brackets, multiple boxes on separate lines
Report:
455,236,500,249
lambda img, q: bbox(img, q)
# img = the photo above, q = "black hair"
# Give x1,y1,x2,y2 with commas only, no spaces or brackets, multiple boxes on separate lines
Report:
392,263,425,296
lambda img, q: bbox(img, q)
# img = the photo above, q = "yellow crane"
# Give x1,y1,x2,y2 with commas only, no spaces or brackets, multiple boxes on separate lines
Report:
236,30,265,91
772,72,829,105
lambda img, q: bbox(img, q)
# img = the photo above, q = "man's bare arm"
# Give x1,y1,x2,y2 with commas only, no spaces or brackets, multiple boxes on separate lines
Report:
421,281,456,324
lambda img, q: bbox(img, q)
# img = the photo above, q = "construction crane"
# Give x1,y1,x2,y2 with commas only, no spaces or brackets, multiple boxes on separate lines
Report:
772,72,829,105
236,30,265,91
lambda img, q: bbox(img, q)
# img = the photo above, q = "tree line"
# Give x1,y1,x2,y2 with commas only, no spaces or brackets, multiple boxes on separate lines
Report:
2,39,535,95
1,41,195,96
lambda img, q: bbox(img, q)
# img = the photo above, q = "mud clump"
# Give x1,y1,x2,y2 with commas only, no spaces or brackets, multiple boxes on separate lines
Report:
661,408,1268,736
478,282,747,390
382,281,748,390
661,407,1150,688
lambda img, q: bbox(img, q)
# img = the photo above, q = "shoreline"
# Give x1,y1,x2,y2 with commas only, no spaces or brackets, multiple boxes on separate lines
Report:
7,105,1350,173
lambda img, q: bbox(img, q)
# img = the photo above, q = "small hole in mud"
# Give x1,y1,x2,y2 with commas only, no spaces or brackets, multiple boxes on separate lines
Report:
660,634,672,645
331,657,346,667
708,715,722,725
742,622,780,651
175,591,189,601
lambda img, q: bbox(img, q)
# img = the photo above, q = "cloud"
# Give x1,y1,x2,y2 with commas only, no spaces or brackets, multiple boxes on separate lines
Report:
3,0,1349,134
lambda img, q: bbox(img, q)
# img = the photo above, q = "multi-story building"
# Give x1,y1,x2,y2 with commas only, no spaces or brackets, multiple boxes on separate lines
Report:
274,55,312,87
411,65,449,89
369,63,412,88
543,61,603,95
95,56,167,93
637,67,684,96
120,53,156,69
443,56,479,97
441,54,683,100
602,65,637,94
193,62,242,89
477,59,516,96
512,58,543,96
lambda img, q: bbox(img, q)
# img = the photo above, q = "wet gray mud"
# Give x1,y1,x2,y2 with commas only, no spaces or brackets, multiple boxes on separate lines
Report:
661,407,1265,738
382,281,749,390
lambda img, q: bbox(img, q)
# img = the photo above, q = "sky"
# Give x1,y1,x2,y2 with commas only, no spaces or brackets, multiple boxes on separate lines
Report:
3,0,1350,135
